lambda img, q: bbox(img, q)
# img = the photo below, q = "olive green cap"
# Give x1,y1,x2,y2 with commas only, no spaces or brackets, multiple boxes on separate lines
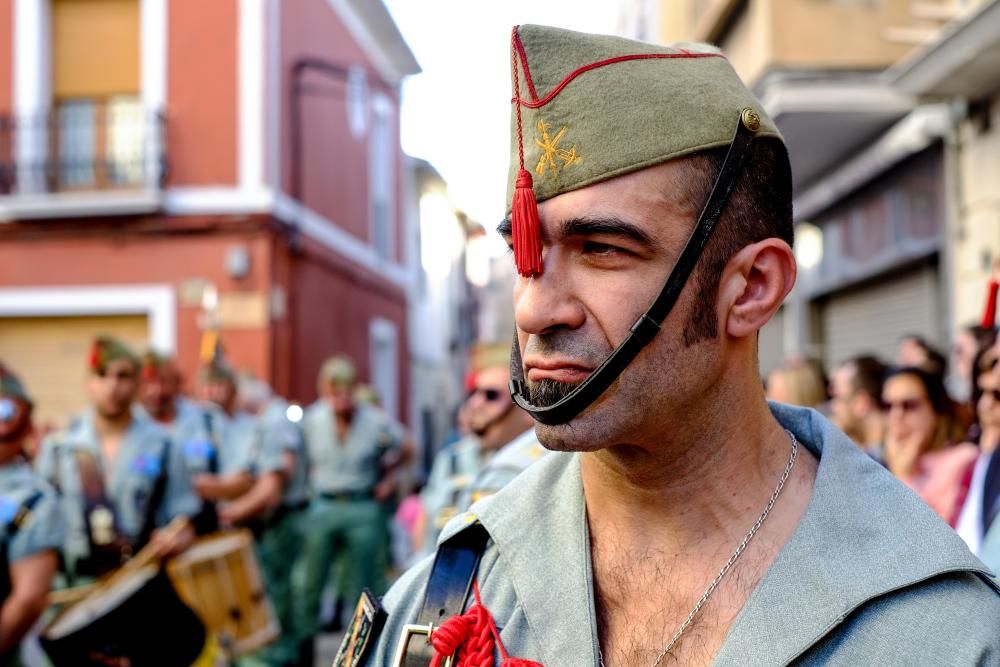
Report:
506,24,781,212
199,357,236,385
318,355,357,389
470,342,511,373
0,363,32,407
89,335,139,374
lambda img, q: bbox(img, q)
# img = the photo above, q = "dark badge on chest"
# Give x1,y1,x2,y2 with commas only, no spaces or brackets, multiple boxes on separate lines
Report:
333,588,387,667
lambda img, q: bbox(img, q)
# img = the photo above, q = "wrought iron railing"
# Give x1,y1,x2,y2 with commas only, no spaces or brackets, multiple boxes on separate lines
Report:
0,100,166,196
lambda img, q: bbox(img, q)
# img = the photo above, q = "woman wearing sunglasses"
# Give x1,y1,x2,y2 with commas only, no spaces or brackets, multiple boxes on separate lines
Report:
882,366,975,525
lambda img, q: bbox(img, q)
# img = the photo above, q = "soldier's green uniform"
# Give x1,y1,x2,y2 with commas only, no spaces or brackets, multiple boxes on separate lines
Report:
456,429,545,510
294,398,400,643
249,398,309,667
36,409,201,581
0,461,65,667
417,435,484,559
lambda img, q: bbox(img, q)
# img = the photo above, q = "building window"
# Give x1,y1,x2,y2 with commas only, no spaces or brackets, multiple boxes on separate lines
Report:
370,94,396,262
369,318,399,420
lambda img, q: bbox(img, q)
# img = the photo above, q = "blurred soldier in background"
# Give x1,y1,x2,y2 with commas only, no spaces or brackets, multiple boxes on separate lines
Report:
418,342,536,555
189,359,258,534
294,355,403,666
221,375,309,667
0,365,63,666
36,336,198,583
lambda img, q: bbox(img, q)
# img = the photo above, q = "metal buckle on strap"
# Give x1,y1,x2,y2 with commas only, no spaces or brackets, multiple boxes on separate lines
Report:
390,623,454,667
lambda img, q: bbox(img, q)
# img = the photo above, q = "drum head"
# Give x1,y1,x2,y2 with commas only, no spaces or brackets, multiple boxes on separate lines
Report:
42,565,207,667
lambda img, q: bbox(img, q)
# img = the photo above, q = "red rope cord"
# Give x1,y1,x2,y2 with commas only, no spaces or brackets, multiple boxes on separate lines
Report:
519,51,723,109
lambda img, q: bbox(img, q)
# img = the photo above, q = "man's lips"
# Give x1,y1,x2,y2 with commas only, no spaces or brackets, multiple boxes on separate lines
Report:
525,359,594,383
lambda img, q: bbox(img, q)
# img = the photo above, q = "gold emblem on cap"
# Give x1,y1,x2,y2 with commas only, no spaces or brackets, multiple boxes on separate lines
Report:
534,120,581,177
741,108,761,133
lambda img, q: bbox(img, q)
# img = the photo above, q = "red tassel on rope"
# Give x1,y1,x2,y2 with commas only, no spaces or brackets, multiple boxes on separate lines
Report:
510,27,543,278
428,582,544,667
512,168,542,277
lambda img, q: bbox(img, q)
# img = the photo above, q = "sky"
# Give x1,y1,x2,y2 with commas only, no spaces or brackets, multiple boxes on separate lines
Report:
384,0,627,237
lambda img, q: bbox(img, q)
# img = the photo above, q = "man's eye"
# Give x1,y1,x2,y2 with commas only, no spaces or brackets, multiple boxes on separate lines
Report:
582,241,621,256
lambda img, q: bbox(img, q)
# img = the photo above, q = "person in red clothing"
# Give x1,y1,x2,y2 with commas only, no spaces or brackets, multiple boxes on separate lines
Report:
952,261,1000,403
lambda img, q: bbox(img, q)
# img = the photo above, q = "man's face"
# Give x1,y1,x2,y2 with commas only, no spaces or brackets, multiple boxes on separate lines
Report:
829,365,860,433
328,384,355,417
506,160,720,450
140,367,180,419
466,366,514,436
200,379,236,411
87,358,139,419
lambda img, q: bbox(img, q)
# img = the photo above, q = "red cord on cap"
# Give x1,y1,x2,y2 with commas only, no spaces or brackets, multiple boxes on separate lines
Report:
510,27,542,278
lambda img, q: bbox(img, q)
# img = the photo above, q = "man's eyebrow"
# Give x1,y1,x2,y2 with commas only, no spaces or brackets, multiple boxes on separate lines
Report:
496,218,512,238
560,216,661,250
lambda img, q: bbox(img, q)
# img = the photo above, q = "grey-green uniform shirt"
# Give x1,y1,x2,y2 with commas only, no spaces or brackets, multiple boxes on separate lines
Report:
302,401,400,495
36,409,201,571
456,429,546,510
0,460,64,566
255,399,309,506
419,435,485,556
366,403,1000,666
178,404,255,477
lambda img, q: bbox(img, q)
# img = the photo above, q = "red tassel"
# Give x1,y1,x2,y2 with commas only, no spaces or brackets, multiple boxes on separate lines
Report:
512,169,542,277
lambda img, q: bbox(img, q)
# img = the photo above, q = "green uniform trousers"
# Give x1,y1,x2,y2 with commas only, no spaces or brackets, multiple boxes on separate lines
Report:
294,498,384,642
252,508,303,667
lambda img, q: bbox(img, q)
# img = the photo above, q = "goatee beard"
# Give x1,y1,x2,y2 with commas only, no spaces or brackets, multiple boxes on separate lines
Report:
525,379,579,407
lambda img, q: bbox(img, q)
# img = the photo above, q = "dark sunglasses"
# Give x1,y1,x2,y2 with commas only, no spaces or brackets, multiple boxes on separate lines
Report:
468,387,504,402
882,398,924,413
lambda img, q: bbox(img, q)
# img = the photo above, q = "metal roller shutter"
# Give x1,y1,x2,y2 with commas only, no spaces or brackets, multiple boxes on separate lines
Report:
821,265,941,368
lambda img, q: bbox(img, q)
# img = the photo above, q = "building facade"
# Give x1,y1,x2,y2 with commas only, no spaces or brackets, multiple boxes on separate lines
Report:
0,0,420,428
622,0,984,373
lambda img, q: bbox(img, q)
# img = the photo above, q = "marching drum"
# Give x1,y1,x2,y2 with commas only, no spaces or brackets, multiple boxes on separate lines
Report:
41,564,209,667
167,529,279,656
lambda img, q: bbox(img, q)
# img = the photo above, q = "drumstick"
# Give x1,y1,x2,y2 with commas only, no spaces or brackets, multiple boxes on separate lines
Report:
47,583,98,606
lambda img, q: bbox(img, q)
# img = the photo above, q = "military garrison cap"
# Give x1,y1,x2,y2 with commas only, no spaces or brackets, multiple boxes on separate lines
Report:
506,24,782,276
89,335,140,374
318,355,357,388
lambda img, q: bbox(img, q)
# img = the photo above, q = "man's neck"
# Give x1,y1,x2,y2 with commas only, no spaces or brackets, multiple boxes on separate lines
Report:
94,409,132,463
585,384,819,666
480,415,530,453
581,398,804,550
982,426,1000,454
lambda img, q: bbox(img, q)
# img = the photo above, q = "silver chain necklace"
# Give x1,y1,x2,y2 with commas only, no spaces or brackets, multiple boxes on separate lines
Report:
598,430,799,667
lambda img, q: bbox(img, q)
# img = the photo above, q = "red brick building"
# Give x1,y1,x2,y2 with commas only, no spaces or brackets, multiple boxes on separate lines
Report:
0,0,420,429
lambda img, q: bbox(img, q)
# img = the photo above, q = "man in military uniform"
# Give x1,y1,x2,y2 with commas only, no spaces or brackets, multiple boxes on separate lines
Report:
138,351,225,534
188,359,260,533
362,25,1000,667
418,343,535,555
294,355,403,665
36,336,199,582
220,376,309,667
0,365,64,666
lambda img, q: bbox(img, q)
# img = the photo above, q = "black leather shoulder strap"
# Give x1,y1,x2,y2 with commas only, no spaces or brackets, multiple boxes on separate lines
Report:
401,522,491,667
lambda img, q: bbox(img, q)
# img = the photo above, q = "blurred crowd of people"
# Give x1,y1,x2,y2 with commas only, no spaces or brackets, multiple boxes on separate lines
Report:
0,334,549,667
764,270,1000,572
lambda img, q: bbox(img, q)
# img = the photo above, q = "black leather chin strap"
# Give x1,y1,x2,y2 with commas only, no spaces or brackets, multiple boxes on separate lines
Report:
509,110,759,426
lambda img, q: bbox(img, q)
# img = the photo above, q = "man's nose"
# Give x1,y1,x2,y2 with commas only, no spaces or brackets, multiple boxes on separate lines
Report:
513,253,586,335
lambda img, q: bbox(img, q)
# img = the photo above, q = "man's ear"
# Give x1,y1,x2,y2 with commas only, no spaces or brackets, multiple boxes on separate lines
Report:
720,239,797,339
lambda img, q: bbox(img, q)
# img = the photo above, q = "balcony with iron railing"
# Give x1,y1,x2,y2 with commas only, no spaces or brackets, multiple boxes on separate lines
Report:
0,99,166,220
